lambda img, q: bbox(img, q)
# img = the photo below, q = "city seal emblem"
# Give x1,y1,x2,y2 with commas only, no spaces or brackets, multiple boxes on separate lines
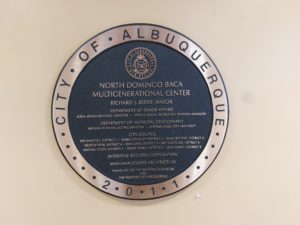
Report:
125,47,157,79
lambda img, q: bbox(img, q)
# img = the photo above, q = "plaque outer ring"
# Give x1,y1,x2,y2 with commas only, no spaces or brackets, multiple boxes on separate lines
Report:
51,23,229,200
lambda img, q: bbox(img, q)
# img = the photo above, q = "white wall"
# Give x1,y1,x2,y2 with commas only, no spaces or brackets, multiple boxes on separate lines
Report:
1,0,299,225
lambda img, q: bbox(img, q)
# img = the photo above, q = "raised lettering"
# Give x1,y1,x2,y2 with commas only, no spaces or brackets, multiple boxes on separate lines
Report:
123,29,131,40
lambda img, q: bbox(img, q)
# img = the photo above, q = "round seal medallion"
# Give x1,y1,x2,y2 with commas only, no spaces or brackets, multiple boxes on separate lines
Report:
125,47,157,79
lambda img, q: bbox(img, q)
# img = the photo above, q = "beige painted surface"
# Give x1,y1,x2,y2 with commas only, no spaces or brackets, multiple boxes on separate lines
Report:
1,0,300,224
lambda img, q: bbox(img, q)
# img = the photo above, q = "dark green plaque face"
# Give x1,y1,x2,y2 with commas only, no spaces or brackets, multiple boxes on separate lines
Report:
52,24,229,200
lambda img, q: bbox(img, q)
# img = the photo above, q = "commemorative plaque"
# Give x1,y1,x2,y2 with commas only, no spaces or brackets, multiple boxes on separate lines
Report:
52,24,229,200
